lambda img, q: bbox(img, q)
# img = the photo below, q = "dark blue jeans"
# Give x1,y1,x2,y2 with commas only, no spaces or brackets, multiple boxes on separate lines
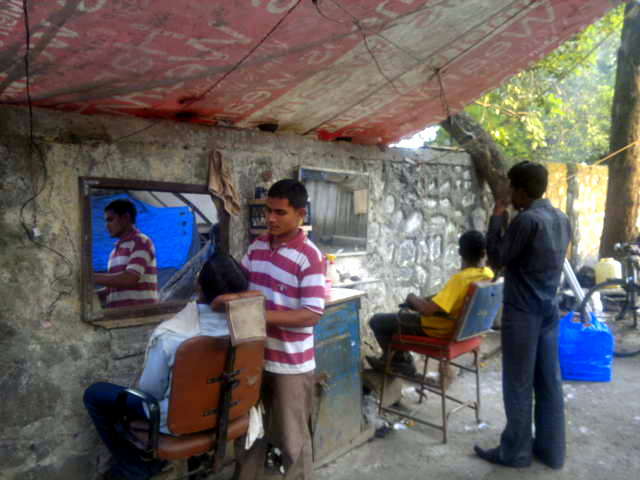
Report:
498,307,565,469
369,312,424,356
83,382,165,480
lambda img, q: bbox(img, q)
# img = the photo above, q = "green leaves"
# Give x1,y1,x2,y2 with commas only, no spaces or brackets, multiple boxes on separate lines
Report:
433,4,624,166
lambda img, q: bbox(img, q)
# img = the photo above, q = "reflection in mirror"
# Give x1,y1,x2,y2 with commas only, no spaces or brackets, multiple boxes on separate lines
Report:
81,178,222,322
298,167,369,254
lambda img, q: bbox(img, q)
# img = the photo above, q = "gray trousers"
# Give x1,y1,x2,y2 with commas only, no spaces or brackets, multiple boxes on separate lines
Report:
499,306,565,468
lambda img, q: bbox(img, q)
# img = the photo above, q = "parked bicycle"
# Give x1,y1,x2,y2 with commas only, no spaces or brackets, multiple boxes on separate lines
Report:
578,242,640,357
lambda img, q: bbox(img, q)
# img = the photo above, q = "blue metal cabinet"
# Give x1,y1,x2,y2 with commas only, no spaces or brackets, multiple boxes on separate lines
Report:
312,297,364,463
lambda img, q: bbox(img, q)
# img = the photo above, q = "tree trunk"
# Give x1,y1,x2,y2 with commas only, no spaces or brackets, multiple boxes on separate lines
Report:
600,3,640,257
440,112,509,201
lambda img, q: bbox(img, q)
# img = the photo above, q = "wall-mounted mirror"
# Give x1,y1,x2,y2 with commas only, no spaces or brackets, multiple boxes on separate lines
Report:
298,166,369,255
80,177,227,324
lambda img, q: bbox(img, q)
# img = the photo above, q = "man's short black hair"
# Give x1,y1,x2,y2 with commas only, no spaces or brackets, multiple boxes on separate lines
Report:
267,179,308,209
459,230,486,264
198,254,248,304
105,199,137,223
508,161,548,199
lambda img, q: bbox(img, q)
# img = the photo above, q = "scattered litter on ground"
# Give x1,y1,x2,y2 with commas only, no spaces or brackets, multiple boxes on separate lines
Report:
463,422,489,432
401,386,423,403
579,426,590,434
374,425,392,438
362,393,388,430
393,422,408,430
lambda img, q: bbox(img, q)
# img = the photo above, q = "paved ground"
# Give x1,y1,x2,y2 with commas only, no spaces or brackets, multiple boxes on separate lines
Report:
313,350,640,480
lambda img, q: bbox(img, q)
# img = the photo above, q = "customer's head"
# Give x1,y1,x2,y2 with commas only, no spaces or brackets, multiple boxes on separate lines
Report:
458,230,486,266
266,179,308,239
104,199,137,238
197,254,248,304
507,161,548,210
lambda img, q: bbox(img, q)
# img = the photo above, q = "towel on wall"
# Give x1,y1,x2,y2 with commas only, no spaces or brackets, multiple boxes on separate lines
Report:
208,150,241,216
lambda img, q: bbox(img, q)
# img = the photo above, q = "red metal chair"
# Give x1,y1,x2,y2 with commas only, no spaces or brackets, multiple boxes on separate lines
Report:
379,280,503,443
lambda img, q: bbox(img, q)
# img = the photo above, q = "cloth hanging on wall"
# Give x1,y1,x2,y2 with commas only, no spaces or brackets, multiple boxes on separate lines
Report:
208,151,241,217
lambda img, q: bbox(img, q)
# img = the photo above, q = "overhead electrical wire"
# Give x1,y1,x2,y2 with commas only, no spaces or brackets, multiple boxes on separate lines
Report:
112,0,303,143
305,0,528,138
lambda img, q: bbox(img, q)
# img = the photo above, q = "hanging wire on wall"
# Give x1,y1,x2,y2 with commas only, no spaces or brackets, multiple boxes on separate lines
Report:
18,0,74,326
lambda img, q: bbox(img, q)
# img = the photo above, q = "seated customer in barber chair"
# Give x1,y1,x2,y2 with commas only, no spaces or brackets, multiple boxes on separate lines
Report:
83,254,248,480
366,230,493,386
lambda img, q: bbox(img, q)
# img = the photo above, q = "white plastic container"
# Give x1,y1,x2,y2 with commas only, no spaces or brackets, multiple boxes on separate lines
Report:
595,258,622,285
326,254,340,284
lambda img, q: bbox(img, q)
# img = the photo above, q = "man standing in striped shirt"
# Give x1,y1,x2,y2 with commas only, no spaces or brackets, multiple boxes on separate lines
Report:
94,199,159,309
236,179,325,480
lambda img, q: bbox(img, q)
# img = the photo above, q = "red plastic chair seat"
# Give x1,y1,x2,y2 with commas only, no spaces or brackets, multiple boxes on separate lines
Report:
390,334,482,360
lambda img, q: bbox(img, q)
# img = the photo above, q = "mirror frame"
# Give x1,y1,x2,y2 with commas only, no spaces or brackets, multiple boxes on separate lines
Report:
298,165,370,256
79,177,229,326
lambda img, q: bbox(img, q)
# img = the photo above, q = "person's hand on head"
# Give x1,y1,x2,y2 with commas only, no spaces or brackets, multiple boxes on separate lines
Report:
493,184,511,217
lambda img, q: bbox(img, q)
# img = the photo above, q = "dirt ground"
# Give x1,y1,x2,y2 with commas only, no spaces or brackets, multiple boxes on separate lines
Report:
207,334,639,480
313,350,640,480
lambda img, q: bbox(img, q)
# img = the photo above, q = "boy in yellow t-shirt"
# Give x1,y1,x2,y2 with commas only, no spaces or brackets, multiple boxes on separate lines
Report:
367,231,494,381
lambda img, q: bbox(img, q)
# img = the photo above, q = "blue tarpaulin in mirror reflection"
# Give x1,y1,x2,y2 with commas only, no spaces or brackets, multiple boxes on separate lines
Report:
91,193,197,274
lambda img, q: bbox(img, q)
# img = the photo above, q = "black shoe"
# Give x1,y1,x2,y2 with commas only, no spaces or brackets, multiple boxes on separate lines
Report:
474,446,532,468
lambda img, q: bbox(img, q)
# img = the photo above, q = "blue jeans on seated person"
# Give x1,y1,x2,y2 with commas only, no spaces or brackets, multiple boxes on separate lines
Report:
369,312,425,355
83,382,166,480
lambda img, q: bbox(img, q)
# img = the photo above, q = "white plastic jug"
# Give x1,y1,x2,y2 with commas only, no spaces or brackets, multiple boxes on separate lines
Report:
595,258,622,285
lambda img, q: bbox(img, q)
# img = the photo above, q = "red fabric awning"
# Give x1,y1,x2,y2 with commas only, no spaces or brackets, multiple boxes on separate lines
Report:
0,0,619,145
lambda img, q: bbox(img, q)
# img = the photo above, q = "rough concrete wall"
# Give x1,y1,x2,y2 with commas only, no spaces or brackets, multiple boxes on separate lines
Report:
0,106,483,479
544,161,608,267
568,163,608,267
546,162,569,213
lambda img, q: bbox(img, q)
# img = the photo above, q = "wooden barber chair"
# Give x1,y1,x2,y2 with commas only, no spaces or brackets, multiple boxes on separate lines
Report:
117,292,266,476
379,280,503,443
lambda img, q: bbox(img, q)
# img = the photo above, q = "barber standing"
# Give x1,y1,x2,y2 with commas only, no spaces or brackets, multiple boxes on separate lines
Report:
235,179,325,480
475,161,571,470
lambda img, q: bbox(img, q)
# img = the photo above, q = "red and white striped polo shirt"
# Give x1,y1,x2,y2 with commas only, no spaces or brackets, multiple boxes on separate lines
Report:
241,229,325,374
106,227,159,308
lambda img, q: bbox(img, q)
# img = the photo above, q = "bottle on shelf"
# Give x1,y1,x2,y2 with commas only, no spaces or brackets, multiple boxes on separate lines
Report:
326,254,340,285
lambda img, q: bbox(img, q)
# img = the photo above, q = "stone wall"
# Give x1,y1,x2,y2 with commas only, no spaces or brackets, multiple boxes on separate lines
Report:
542,161,609,267
567,163,609,266
0,106,483,479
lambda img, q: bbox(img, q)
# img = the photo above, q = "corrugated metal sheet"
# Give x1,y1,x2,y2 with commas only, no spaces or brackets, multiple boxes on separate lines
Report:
0,0,619,145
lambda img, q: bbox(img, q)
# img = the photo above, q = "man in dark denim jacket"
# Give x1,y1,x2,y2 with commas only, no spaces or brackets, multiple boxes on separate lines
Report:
475,161,571,470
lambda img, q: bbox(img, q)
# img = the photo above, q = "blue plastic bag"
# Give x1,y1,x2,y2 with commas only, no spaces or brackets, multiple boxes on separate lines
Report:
558,311,613,382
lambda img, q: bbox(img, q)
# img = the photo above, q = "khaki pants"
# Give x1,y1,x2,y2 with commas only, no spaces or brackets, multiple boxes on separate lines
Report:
234,371,314,480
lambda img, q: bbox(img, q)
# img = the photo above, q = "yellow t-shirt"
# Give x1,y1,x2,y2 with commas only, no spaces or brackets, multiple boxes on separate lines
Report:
421,267,495,338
